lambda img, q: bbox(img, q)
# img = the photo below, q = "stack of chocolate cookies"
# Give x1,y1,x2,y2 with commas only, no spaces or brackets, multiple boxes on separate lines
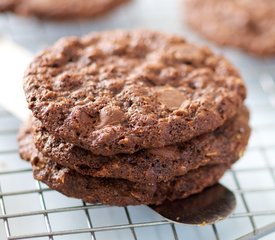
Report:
18,30,250,206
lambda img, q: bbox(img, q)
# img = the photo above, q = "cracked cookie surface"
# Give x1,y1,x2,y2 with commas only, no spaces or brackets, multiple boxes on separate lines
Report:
24,30,246,156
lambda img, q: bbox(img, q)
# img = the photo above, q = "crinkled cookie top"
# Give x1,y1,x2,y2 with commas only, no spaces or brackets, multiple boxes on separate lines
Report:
24,29,246,155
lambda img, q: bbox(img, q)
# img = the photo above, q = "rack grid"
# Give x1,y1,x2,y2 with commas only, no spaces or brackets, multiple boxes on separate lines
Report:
0,0,275,239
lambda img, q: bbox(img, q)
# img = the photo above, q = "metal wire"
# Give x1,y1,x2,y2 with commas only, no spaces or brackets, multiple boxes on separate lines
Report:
0,185,11,239
36,181,54,240
1,6,275,239
82,201,96,240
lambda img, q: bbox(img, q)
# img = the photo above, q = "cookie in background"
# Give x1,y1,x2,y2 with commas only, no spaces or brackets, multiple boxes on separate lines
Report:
0,0,130,19
184,0,275,56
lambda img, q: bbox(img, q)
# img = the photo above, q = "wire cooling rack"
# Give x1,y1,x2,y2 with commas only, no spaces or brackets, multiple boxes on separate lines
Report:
1,0,275,239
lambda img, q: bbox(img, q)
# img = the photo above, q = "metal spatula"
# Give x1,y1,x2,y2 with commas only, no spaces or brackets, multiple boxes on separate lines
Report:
150,183,236,225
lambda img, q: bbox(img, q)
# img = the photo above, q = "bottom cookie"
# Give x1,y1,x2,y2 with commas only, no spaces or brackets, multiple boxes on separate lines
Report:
19,130,230,206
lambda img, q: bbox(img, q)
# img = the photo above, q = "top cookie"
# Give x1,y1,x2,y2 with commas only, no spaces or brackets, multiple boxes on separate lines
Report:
184,0,275,56
24,30,246,156
0,0,128,19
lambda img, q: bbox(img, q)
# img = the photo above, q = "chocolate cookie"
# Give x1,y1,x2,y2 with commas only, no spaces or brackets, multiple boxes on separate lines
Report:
184,0,275,56
0,0,128,19
30,107,250,183
0,0,16,11
24,30,246,156
18,126,229,205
